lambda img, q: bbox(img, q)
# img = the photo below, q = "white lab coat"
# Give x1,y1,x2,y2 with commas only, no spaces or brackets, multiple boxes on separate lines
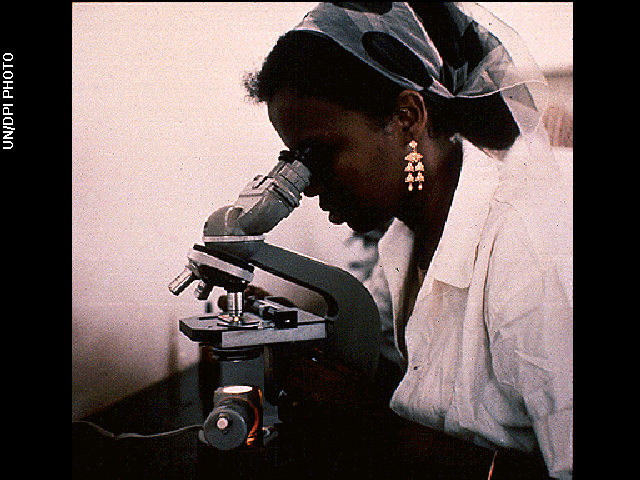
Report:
364,135,572,478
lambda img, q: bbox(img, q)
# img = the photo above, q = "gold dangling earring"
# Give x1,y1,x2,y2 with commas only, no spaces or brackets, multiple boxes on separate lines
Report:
404,140,424,191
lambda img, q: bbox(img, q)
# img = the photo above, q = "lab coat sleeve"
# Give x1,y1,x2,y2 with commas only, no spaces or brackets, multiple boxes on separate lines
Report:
484,210,573,479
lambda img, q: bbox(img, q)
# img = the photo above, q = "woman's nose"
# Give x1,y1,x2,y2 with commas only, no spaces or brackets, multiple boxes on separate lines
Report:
303,177,324,198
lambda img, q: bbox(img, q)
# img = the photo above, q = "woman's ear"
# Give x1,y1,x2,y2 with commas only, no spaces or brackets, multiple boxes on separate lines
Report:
395,90,427,140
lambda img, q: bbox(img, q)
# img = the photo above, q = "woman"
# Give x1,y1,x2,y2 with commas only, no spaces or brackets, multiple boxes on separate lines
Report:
244,3,572,478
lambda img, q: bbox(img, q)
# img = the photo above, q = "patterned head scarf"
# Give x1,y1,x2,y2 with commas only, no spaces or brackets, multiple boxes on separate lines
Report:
293,2,549,138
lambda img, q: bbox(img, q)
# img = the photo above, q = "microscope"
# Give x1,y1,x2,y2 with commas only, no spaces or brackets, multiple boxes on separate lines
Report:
168,148,380,462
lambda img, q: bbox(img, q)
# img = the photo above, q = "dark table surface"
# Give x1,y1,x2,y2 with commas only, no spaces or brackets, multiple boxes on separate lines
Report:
72,356,551,479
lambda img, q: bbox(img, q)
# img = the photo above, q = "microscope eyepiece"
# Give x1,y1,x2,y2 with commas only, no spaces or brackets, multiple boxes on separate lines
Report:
285,145,334,185
278,149,295,163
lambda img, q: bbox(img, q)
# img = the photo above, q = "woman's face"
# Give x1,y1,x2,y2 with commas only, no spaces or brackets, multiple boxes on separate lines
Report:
268,89,406,233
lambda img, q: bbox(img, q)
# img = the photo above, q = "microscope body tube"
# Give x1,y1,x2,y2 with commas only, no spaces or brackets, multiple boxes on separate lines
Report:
206,156,312,239
169,155,310,296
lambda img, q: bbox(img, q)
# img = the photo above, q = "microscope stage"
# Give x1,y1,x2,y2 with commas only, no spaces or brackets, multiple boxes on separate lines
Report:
179,311,326,348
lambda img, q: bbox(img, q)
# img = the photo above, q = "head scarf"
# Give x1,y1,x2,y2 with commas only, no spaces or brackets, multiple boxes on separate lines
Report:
293,2,549,142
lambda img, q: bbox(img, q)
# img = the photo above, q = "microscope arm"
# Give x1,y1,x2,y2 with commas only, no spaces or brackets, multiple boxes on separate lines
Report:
207,240,380,375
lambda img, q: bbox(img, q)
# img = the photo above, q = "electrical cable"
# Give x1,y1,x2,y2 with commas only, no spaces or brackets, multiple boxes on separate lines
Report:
72,420,202,440
73,420,279,445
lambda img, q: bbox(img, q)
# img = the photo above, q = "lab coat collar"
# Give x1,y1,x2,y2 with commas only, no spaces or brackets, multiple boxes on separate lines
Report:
379,140,500,303
378,218,414,334
428,140,500,289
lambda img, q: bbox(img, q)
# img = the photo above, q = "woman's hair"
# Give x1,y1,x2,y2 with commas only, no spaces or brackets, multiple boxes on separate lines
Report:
243,4,520,150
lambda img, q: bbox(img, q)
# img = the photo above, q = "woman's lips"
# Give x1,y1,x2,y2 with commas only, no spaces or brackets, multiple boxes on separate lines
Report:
320,200,345,225
329,211,345,225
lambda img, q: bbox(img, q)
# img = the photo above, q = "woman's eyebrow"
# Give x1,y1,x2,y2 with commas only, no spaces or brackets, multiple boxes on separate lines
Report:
292,136,335,153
